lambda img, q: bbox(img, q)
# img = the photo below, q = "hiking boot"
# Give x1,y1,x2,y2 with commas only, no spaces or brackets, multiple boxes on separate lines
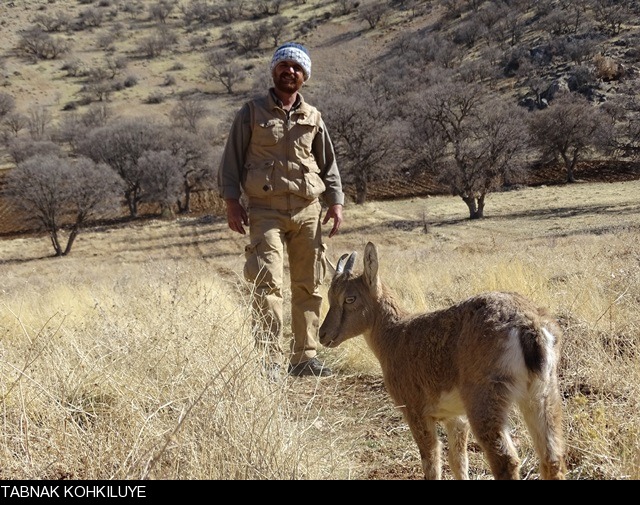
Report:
288,357,333,377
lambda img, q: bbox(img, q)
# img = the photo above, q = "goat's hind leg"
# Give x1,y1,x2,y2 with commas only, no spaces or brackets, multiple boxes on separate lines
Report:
443,416,470,480
464,382,521,480
404,410,442,479
519,377,567,480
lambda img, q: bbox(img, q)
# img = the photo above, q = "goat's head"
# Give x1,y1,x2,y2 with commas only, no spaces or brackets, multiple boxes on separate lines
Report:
319,242,383,348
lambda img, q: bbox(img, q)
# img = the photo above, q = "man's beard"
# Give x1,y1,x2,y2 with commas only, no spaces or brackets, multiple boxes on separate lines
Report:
274,75,302,94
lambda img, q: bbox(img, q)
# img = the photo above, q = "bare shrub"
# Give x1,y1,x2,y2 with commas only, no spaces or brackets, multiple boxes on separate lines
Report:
0,92,16,118
5,138,62,164
170,95,207,133
16,27,71,60
528,93,614,183
77,117,167,217
2,154,123,256
202,50,247,94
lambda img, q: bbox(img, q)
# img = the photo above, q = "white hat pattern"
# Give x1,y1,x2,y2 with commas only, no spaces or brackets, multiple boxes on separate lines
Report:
270,43,311,81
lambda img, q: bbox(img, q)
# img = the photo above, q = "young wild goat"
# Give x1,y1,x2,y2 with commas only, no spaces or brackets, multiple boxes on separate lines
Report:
319,242,567,480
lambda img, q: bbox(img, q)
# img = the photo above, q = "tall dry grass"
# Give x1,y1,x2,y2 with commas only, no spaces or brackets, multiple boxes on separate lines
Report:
1,180,639,480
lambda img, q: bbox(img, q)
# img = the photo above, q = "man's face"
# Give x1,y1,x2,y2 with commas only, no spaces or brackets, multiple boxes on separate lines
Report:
272,60,305,94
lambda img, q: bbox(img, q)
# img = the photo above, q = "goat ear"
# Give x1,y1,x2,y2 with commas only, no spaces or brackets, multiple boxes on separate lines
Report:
363,242,382,294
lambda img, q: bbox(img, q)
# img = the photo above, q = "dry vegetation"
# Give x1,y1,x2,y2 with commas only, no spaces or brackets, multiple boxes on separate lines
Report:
1,0,640,481
2,179,640,480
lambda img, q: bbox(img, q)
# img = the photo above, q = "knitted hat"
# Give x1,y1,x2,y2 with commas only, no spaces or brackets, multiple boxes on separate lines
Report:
270,42,311,81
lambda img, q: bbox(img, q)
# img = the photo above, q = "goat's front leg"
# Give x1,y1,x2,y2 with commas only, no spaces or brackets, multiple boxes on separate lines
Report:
404,410,441,479
444,416,470,480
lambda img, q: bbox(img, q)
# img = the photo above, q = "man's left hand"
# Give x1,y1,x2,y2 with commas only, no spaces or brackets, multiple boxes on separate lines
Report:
322,204,343,238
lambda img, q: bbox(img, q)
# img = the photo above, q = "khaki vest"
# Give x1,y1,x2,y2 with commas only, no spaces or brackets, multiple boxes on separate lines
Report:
242,95,326,210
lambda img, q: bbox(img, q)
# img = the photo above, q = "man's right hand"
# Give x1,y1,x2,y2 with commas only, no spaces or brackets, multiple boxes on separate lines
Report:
225,199,249,235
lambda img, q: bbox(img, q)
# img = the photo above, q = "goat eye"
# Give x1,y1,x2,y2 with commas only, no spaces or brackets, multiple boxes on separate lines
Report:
345,296,356,304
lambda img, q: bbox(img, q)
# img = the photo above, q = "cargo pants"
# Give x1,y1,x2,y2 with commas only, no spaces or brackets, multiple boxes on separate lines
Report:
243,200,327,366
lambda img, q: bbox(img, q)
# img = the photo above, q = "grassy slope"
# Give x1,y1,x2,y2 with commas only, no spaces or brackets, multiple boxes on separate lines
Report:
1,180,639,479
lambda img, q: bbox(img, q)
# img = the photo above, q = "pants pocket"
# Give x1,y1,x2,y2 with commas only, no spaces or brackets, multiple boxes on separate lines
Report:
315,242,328,286
243,239,262,282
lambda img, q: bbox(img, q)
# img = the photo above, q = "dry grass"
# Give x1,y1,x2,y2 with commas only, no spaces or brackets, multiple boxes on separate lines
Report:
1,0,638,480
1,179,639,480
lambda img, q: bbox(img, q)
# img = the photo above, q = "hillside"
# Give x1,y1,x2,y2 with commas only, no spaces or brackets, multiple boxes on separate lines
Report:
1,1,639,145
1,0,640,236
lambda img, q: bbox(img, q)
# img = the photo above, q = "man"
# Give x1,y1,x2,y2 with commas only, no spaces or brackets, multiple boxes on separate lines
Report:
217,42,344,378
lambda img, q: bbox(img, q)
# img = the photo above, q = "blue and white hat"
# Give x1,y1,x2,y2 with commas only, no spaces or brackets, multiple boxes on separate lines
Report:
270,42,311,81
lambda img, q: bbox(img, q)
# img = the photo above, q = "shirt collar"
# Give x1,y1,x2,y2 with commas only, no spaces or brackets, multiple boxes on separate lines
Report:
269,88,302,111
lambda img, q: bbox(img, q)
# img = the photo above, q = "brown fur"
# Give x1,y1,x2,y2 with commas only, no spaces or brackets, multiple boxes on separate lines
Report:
320,242,567,480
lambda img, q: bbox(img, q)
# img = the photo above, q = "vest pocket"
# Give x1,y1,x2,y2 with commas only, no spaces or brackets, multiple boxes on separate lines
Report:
243,160,275,197
301,161,326,199
293,118,317,151
254,119,283,146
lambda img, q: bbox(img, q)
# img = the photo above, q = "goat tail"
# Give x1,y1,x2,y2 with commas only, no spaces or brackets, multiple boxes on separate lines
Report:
519,319,560,379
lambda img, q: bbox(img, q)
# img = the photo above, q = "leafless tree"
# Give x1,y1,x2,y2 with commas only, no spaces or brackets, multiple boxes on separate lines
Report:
528,92,614,183
149,0,177,24
393,31,462,72
256,0,283,16
335,0,358,16
359,1,388,29
233,21,271,54
138,150,183,219
540,9,575,36
83,66,115,102
122,0,146,20
61,58,85,77
490,11,525,48
78,7,104,28
267,15,289,47
605,87,640,162
27,106,53,141
96,32,117,51
442,0,465,19
16,27,71,60
81,103,112,129
452,16,488,48
592,0,631,35
5,138,63,165
2,154,123,256
54,104,111,154
54,112,86,154
406,79,529,219
2,111,29,138
202,50,247,94
104,56,128,79
181,0,216,25
137,26,178,58
318,75,398,204
161,128,217,213
214,0,247,22
78,118,167,217
562,37,597,66
518,59,553,110
170,95,208,133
